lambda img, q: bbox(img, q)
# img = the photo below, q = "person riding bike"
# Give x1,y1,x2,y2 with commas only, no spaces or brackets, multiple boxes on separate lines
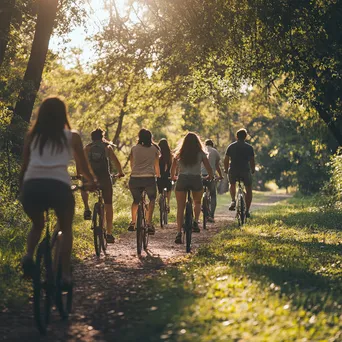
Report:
128,128,160,234
201,139,223,222
156,138,173,212
19,97,96,284
80,128,124,244
224,128,255,218
171,132,213,244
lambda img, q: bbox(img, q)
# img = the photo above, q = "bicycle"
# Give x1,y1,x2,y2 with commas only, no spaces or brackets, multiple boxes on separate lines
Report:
158,187,168,228
183,189,193,253
236,178,247,226
136,190,150,255
202,178,212,230
33,183,83,335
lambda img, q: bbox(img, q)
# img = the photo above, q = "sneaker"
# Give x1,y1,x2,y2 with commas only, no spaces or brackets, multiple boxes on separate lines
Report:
128,222,135,231
207,216,215,223
192,221,200,233
246,212,251,219
229,201,236,211
22,255,35,279
84,209,92,220
106,234,115,243
175,232,182,244
147,224,155,235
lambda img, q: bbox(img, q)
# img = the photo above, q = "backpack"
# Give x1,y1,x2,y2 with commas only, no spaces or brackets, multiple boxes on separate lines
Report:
88,142,108,175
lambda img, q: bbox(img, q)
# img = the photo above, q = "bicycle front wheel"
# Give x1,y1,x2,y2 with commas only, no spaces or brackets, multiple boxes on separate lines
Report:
33,238,53,335
93,203,105,256
159,195,164,228
136,204,144,255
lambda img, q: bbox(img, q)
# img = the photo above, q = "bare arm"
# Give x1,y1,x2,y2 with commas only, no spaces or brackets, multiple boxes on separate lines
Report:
215,159,223,179
203,156,214,179
170,158,178,180
250,156,256,174
224,155,230,173
72,132,95,183
19,135,31,190
107,145,124,175
154,154,161,178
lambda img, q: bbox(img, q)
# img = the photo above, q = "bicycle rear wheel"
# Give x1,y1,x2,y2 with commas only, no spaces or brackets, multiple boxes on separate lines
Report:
202,196,209,230
238,193,246,226
33,238,53,335
159,195,164,228
184,202,193,253
136,204,144,255
93,203,106,256
55,261,73,320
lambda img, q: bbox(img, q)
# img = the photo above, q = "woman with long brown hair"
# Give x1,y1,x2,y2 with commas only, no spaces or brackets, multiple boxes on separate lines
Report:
171,132,213,243
19,97,96,285
157,138,173,210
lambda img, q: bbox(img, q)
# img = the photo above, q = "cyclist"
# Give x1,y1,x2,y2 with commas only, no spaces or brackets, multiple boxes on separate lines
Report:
157,138,173,212
128,128,160,234
19,97,96,284
224,128,255,218
171,132,213,244
81,128,124,243
201,139,223,222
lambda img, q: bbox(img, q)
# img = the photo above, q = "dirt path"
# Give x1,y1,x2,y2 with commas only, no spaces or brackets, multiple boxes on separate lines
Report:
1,193,289,341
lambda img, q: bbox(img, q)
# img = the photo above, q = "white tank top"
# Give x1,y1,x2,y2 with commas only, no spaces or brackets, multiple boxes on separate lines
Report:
24,129,74,185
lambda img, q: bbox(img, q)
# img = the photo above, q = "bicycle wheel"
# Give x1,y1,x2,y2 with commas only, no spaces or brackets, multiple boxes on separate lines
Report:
184,202,193,253
136,204,144,255
33,238,53,335
93,203,104,256
202,195,209,230
159,195,164,228
55,260,73,320
238,193,245,226
99,204,107,254
163,197,168,225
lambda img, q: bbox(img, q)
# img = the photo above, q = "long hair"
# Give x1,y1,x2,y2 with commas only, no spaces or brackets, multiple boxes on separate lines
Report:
158,138,172,167
175,132,205,166
28,97,71,155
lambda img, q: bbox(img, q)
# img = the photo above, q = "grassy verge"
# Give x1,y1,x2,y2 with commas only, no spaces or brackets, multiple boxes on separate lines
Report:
112,196,342,341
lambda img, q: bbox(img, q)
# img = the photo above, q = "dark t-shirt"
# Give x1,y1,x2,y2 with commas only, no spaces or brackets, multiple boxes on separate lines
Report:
226,140,254,173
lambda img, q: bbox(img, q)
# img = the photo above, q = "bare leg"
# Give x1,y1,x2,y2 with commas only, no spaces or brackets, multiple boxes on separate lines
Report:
230,183,236,201
147,199,155,224
105,204,113,234
55,208,74,281
175,191,186,233
26,212,45,258
81,190,90,211
166,191,171,206
131,203,139,223
245,185,253,212
192,190,203,222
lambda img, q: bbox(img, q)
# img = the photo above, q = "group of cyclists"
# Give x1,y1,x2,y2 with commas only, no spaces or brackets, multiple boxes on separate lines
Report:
19,96,255,286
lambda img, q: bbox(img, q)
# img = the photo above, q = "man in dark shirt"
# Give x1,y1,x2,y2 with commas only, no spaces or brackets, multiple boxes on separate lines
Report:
224,128,255,217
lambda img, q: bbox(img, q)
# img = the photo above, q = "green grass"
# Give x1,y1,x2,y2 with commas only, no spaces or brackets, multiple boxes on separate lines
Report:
111,196,342,341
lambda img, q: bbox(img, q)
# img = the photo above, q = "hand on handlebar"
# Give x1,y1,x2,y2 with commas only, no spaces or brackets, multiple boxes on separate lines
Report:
114,172,125,178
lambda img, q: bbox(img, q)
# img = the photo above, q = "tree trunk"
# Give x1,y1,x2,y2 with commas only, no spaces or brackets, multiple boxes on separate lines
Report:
112,85,131,146
0,0,15,66
14,0,58,123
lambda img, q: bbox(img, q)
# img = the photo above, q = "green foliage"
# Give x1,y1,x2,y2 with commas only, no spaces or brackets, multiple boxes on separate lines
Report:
109,197,342,341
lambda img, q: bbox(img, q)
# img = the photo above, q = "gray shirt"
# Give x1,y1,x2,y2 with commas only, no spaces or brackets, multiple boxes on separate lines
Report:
201,146,220,175
178,151,207,175
130,144,159,177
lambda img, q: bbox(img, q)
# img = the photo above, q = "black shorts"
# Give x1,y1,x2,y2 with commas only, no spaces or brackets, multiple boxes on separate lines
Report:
21,179,75,218
228,170,253,187
175,174,203,192
157,177,172,193
129,177,157,204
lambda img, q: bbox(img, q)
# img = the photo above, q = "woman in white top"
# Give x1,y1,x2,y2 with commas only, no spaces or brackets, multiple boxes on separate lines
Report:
171,132,213,244
19,97,96,284
128,128,160,234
